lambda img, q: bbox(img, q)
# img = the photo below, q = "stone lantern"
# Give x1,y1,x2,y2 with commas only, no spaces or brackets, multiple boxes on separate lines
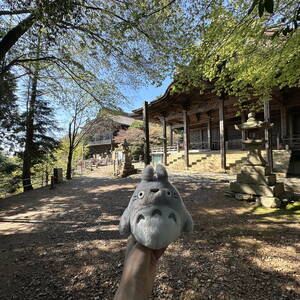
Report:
235,112,270,167
229,112,285,208
113,139,136,178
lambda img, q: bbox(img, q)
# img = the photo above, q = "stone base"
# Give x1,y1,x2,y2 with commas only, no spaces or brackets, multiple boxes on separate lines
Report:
236,173,276,186
224,190,235,198
230,181,284,197
229,192,282,208
259,196,282,208
118,164,136,177
234,193,256,201
241,165,271,176
279,191,294,201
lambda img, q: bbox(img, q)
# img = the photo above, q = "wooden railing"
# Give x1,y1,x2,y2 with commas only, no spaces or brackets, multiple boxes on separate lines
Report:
87,138,112,146
150,135,300,154
190,142,208,150
282,136,300,150
151,144,180,153
0,169,78,199
0,174,50,198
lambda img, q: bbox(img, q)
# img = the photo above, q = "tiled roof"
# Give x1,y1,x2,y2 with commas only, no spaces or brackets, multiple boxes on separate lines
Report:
109,114,135,125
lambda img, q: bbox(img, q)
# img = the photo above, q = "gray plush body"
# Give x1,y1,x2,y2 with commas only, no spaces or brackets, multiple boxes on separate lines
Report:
119,164,193,249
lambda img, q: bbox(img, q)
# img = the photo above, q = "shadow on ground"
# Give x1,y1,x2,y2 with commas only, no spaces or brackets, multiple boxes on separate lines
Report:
0,171,299,299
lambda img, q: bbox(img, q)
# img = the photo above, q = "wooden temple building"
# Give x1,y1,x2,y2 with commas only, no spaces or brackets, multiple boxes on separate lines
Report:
87,113,135,156
132,83,300,176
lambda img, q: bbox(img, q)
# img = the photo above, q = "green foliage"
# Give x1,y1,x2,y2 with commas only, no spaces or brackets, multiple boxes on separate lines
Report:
129,120,143,130
0,152,18,174
0,154,22,197
97,107,125,119
0,71,19,149
175,0,300,110
17,96,60,165
54,137,86,171
0,0,205,88
252,201,300,220
130,144,144,161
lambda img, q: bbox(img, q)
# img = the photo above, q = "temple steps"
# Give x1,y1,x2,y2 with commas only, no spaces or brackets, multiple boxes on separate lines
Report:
166,152,224,172
166,153,184,166
165,150,291,176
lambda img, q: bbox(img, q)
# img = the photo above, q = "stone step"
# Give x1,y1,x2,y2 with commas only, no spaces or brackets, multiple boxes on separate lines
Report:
230,181,284,197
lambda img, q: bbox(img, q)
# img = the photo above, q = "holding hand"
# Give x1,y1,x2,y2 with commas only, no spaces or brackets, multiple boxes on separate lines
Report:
114,236,167,300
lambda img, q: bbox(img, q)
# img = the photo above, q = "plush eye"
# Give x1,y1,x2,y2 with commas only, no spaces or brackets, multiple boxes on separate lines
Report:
138,191,145,199
166,190,171,197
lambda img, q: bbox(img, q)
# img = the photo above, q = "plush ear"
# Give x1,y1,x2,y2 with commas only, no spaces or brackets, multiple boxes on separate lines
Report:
156,164,168,182
119,207,131,236
182,211,193,233
142,165,154,181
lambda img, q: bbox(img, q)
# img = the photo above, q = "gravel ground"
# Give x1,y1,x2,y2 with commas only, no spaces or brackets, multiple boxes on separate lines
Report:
0,169,299,300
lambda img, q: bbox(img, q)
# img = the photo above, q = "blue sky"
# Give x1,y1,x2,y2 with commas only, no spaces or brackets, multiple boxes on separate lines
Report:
122,78,172,113
54,78,172,137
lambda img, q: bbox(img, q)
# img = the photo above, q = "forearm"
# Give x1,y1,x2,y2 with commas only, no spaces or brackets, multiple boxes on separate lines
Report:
114,277,150,300
114,242,160,300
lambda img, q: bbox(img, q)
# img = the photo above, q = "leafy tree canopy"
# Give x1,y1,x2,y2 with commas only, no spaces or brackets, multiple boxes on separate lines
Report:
174,0,300,105
0,0,211,87
129,120,144,130
0,70,18,148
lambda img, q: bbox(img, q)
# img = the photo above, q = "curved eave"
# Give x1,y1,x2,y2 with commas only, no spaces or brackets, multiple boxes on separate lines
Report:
132,81,177,119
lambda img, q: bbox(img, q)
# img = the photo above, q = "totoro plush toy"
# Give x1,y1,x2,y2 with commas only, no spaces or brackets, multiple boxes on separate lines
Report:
119,164,193,249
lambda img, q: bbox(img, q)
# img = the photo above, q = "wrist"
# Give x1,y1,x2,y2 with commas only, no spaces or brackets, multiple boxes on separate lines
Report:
115,277,149,300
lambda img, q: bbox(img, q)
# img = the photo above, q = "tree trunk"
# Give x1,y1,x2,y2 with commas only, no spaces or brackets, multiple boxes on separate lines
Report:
66,146,73,180
22,69,38,191
0,14,35,62
22,32,41,192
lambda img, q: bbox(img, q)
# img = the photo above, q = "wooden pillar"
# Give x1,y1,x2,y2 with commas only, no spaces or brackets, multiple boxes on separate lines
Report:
280,104,287,144
219,98,226,170
264,101,273,172
162,116,167,166
183,109,189,168
241,112,246,150
288,112,293,148
207,117,212,150
280,105,287,138
169,125,174,146
143,101,150,166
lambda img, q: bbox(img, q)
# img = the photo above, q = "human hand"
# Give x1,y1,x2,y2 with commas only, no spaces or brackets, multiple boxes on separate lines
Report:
114,235,167,300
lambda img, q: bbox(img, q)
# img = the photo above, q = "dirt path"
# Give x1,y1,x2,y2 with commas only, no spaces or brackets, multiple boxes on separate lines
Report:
0,170,299,300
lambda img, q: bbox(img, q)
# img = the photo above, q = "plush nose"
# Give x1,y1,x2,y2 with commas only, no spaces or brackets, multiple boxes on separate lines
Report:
150,189,171,206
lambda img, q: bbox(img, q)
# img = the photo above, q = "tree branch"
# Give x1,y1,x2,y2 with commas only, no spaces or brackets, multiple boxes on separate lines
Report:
0,14,36,62
1,56,57,74
142,0,176,18
81,5,156,43
0,9,31,15
52,59,103,106
59,21,133,60
13,72,30,80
